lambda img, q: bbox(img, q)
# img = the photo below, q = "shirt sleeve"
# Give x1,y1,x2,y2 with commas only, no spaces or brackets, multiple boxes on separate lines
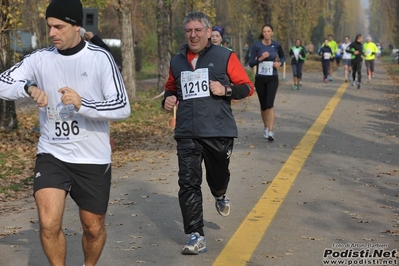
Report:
0,56,36,100
161,68,178,109
373,43,379,53
78,54,131,121
164,68,177,95
227,52,254,98
346,44,353,54
248,43,259,67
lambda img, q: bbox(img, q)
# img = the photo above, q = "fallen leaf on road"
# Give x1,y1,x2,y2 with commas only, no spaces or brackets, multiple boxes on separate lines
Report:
300,235,323,241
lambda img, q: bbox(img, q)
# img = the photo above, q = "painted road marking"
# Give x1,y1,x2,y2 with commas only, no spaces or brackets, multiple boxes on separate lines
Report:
213,82,349,265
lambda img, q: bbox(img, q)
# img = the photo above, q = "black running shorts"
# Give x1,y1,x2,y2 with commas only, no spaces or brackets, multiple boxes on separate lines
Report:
33,153,112,214
255,75,279,110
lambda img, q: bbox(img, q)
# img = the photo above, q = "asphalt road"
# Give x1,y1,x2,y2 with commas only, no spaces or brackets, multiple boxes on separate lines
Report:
1,60,398,266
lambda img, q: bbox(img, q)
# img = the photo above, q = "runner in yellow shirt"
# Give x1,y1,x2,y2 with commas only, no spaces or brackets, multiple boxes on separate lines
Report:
363,36,379,82
327,34,338,81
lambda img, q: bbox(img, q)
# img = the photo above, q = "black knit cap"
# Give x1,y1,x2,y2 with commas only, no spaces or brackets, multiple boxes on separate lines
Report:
45,0,83,26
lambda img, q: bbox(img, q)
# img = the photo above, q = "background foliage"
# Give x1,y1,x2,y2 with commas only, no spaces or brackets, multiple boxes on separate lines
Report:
7,0,398,67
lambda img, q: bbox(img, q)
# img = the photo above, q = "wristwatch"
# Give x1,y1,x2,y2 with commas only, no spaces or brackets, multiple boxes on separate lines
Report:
24,80,37,95
225,86,232,97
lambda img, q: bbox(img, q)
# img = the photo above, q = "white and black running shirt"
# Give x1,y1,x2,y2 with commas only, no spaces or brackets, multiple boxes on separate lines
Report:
0,41,130,164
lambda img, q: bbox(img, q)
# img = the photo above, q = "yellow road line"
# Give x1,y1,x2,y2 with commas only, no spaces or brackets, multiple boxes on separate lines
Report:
213,83,348,265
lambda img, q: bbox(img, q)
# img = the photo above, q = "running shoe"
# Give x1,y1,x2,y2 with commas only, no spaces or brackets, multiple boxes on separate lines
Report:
328,75,333,81
263,128,269,139
357,83,361,89
268,131,275,141
182,233,207,255
351,80,355,86
215,195,230,217
344,79,348,83
292,85,297,90
323,78,327,83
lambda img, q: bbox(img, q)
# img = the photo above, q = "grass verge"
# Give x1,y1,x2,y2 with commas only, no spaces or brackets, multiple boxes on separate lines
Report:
381,56,399,84
136,63,158,80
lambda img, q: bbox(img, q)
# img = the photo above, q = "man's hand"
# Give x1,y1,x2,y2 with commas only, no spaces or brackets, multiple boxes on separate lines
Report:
29,86,48,107
210,80,226,96
164,95,177,111
58,87,82,109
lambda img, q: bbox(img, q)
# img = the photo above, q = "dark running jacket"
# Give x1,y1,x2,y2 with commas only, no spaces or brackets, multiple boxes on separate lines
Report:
163,42,254,138
346,41,363,64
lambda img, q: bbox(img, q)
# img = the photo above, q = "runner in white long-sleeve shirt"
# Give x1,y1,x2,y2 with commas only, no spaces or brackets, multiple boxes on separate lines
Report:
0,0,130,265
340,36,352,83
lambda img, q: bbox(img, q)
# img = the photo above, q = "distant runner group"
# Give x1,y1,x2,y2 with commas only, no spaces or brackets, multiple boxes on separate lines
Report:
318,33,380,89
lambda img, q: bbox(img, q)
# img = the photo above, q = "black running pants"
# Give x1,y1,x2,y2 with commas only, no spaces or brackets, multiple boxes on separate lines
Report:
176,137,234,235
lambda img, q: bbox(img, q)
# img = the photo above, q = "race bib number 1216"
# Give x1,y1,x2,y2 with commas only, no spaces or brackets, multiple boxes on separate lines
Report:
181,68,210,100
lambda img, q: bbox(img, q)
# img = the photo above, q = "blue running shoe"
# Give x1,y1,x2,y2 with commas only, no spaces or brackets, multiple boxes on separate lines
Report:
182,233,207,255
215,195,230,217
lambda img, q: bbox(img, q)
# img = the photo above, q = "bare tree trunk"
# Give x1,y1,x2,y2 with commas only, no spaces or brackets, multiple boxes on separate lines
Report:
117,0,136,99
262,0,273,25
185,0,194,13
23,0,46,49
238,31,243,64
156,0,173,92
0,0,18,131
1,100,18,130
